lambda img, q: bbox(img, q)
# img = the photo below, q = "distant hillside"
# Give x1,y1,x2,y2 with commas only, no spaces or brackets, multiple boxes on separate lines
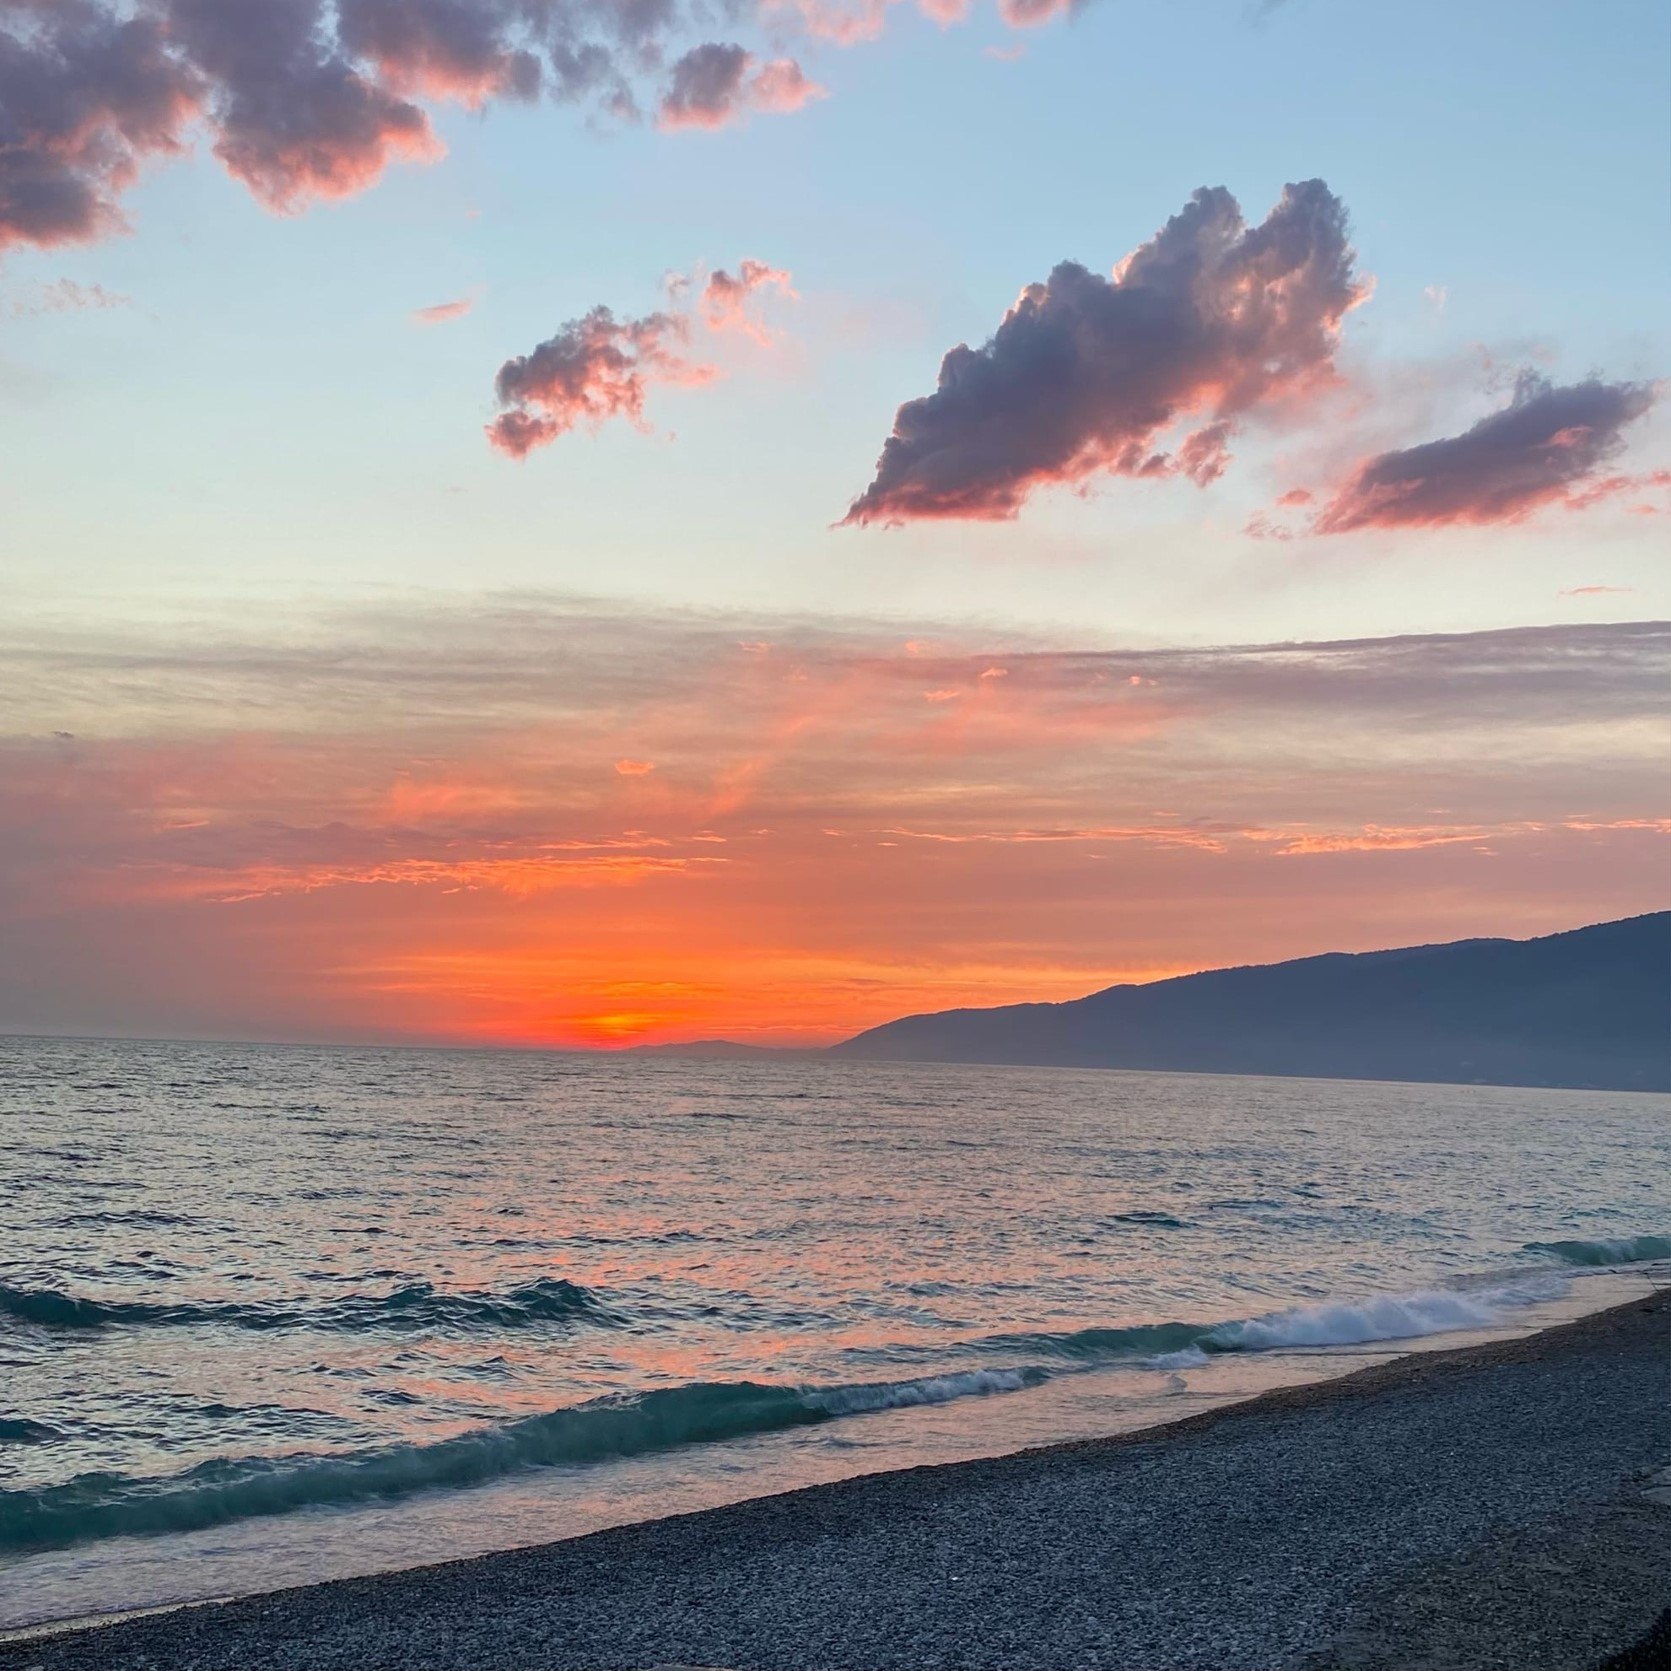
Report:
831,913,1670,1091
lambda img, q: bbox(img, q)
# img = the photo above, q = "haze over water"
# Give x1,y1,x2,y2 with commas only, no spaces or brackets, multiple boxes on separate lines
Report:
2,1035,1667,1631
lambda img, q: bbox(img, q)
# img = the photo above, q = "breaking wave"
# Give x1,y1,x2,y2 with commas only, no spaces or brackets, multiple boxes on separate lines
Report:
973,1274,1568,1368
0,1277,619,1334
0,1369,1040,1553
1524,1233,1671,1267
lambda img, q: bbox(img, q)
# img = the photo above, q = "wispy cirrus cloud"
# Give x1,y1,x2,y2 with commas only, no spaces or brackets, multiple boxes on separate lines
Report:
7,277,131,316
844,180,1368,525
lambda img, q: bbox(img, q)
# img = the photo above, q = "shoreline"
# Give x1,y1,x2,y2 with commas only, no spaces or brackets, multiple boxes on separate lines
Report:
5,1286,1667,1670
0,1266,1651,1639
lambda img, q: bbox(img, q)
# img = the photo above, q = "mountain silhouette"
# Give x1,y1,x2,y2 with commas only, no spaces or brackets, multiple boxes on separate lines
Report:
831,913,1669,1090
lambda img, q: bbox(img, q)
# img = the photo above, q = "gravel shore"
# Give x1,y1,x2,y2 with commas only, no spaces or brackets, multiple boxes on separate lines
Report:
6,1290,1667,1671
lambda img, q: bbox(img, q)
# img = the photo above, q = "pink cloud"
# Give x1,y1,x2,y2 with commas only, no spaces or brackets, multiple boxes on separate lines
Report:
0,4,203,256
334,0,544,106
411,294,475,325
486,306,717,458
1562,469,1671,512
657,43,824,130
167,0,441,214
748,59,826,115
1558,585,1634,598
997,0,1074,24
0,2,829,261
699,259,797,343
844,181,1368,525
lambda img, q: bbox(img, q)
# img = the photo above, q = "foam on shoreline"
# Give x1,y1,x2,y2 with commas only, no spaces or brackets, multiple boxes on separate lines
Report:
3,1284,1666,1671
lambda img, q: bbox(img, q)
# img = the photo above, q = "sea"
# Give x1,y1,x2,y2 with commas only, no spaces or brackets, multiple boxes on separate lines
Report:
2,1034,1667,1634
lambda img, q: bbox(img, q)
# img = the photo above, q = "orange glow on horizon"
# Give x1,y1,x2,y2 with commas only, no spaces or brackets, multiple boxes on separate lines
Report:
8,607,1665,1050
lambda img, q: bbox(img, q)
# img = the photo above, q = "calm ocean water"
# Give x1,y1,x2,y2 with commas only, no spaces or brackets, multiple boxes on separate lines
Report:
2,1035,1667,1631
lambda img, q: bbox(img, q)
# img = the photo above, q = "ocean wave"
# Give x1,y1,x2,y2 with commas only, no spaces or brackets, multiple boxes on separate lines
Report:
0,1418,61,1446
1204,1276,1566,1351
979,1275,1567,1366
0,1267,1589,1554
1523,1233,1671,1267
0,1277,619,1334
0,1369,1025,1553
978,1319,1211,1362
806,1366,1044,1415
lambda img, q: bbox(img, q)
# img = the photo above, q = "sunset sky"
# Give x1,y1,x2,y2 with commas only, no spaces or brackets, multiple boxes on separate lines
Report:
2,0,1666,1047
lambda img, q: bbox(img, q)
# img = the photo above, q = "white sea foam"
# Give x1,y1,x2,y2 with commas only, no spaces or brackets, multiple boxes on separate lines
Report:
1207,1274,1567,1352
806,1367,1039,1416
1143,1345,1211,1370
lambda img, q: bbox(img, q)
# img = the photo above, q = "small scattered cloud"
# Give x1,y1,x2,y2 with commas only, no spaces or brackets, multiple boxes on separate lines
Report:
1558,585,1634,598
1309,372,1660,533
486,307,716,458
698,259,797,343
614,758,656,775
982,42,1027,60
656,44,825,130
489,255,797,454
1423,284,1447,314
750,58,826,115
1242,512,1294,542
411,293,476,326
844,180,1367,525
997,0,1074,24
8,279,131,317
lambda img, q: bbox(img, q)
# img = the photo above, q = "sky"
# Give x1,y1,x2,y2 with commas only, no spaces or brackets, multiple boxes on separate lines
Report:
1,0,1666,1048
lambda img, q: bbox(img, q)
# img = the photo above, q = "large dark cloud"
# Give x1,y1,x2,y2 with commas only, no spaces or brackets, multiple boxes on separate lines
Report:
334,0,545,104
843,180,1367,525
167,0,437,211
1311,372,1662,533
0,1,201,251
0,0,819,256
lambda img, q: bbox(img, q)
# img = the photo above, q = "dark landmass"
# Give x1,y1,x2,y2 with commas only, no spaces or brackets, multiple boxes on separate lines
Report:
7,1289,1666,1670
833,911,1671,1091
